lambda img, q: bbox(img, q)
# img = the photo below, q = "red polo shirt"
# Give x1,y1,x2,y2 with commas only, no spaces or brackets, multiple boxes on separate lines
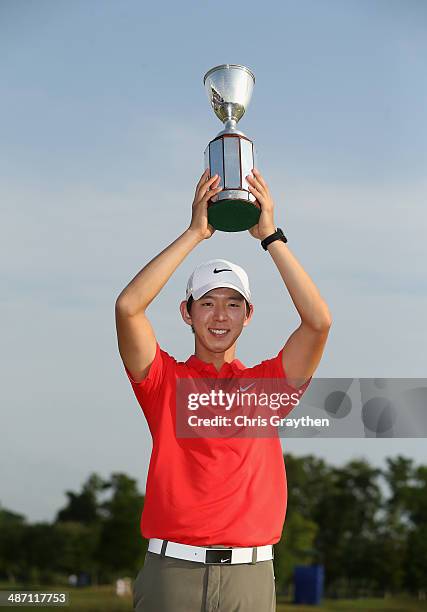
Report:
124,343,311,547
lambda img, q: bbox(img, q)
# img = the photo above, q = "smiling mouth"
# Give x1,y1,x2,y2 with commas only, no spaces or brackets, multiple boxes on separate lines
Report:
208,328,229,337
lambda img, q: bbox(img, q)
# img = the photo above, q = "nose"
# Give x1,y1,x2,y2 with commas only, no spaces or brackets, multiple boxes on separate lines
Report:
213,304,228,321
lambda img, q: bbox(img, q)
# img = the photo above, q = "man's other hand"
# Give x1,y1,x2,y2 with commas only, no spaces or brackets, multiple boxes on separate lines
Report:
246,168,276,241
188,169,222,240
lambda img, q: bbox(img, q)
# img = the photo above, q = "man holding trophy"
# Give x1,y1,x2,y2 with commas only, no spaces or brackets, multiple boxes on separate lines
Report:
115,65,332,612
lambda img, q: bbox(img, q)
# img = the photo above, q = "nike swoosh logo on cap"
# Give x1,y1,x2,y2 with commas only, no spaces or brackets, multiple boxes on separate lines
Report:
213,268,232,274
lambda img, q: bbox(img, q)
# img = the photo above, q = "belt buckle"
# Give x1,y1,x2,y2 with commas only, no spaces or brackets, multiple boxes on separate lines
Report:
205,549,232,565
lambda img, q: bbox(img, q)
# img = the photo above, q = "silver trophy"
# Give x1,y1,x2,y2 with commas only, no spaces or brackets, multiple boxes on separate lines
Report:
203,64,260,232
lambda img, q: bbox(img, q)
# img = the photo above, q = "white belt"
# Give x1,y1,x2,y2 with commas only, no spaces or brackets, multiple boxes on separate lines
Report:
148,538,273,565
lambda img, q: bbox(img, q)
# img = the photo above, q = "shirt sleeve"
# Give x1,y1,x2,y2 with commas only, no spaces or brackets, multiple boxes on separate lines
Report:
265,347,312,397
123,342,174,426
246,347,312,418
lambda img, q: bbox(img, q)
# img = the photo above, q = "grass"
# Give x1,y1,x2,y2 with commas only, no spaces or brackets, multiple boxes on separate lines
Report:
277,595,427,612
1,585,425,611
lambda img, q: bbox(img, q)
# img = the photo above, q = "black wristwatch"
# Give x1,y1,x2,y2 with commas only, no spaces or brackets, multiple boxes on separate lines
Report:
261,227,288,251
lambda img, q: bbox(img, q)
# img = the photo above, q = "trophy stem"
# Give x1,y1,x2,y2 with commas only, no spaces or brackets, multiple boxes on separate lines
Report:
224,119,237,132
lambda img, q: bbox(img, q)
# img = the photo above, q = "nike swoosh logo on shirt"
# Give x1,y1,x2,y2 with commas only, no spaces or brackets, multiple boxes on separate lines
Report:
221,558,229,563
240,383,255,392
213,268,232,274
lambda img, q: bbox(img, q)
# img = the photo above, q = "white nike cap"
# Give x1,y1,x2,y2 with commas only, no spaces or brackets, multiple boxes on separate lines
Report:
186,259,251,303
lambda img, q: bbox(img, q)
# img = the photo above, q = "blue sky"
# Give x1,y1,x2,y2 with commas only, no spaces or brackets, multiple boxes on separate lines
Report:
1,0,426,522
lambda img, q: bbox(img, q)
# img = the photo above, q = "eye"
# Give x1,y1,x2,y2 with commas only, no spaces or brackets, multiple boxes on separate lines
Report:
229,302,241,307
202,301,213,306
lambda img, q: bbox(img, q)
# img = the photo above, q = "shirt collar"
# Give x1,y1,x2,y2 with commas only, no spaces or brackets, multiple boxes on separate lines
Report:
186,354,245,375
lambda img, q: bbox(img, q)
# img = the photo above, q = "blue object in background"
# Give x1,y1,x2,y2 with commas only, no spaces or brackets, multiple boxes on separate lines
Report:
294,564,324,605
76,572,91,587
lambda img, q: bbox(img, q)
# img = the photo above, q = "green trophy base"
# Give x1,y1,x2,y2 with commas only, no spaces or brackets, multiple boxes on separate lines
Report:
208,199,260,232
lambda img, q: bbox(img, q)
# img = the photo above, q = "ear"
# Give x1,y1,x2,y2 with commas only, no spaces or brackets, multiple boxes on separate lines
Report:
243,303,254,328
180,300,193,327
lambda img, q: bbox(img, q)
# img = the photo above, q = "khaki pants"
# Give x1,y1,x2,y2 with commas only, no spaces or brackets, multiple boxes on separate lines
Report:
133,545,276,612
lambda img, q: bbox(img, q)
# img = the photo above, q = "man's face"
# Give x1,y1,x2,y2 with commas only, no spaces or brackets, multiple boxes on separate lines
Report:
181,288,253,352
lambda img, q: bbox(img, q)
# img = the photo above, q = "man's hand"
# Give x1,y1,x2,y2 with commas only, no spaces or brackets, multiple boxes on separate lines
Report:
246,168,276,240
188,169,222,240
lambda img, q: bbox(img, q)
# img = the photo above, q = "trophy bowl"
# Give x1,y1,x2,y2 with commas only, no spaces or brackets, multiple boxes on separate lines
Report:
203,64,261,232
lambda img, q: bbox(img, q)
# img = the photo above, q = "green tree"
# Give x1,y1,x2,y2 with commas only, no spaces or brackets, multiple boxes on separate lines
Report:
22,523,67,583
274,511,318,595
95,473,145,576
0,505,27,583
285,453,332,520
54,521,102,580
383,457,427,594
310,459,383,595
405,525,427,594
402,465,427,594
55,473,106,524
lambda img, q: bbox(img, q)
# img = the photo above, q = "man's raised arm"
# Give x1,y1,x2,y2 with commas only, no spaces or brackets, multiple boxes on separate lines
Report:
115,171,221,382
246,169,332,389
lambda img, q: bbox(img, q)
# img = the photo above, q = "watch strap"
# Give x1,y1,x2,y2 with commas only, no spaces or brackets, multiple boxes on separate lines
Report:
261,228,288,251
